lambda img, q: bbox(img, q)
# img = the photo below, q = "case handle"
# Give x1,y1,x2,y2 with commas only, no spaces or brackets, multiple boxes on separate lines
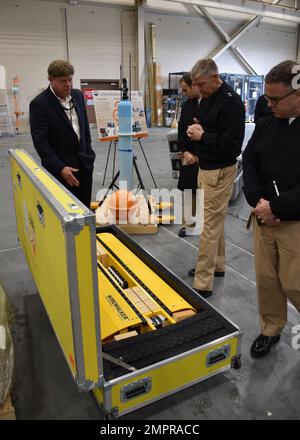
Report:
206,344,230,367
37,203,45,227
16,173,22,189
121,377,152,402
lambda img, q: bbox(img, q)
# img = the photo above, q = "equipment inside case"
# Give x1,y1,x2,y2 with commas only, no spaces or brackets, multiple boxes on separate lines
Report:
96,226,239,381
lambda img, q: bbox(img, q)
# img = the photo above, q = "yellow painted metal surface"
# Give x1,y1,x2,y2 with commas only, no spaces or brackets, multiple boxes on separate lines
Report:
10,150,100,385
93,387,104,408
111,338,238,415
10,151,76,375
98,233,192,313
75,227,99,382
13,150,87,215
156,214,176,224
97,268,142,341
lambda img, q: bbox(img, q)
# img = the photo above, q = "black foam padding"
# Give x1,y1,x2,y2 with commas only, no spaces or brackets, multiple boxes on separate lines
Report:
102,307,237,381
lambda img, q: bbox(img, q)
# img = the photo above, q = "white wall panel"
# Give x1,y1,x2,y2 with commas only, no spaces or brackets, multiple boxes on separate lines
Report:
145,12,297,87
0,0,65,117
66,4,123,88
0,0,131,128
236,25,297,75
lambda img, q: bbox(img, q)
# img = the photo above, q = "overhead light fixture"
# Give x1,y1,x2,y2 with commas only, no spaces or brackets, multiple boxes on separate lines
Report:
69,0,77,5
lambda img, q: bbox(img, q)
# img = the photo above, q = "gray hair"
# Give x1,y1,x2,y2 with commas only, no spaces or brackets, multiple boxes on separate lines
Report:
265,60,298,86
190,58,219,80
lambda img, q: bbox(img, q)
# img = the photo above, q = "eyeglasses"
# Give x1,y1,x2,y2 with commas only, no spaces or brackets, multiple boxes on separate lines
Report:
264,89,296,105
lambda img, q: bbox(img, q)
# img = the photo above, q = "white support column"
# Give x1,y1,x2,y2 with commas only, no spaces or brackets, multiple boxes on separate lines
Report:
297,24,300,62
135,0,146,92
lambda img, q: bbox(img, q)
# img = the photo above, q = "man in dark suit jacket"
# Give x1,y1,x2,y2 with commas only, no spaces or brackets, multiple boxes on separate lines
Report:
30,59,95,208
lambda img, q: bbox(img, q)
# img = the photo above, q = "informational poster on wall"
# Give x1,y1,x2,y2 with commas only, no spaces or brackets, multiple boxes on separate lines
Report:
83,88,94,106
92,90,148,142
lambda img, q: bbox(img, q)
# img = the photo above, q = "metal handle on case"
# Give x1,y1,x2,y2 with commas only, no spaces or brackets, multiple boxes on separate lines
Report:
16,173,22,189
120,377,152,402
206,344,231,367
37,203,45,227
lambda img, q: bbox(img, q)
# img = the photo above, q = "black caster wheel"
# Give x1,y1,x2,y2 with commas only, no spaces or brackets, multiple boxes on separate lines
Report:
105,407,118,420
231,354,242,369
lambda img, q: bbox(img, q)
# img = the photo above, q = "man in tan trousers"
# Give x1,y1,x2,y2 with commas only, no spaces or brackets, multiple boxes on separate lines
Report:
184,59,245,298
243,60,300,357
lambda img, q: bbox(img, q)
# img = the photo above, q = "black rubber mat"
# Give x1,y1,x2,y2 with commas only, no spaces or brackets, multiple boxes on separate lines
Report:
102,301,237,381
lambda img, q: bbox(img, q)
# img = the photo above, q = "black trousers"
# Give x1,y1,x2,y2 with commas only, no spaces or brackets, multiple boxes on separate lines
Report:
56,165,93,209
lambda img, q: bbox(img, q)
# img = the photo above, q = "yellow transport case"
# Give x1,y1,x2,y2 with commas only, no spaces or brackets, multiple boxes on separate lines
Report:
9,149,242,419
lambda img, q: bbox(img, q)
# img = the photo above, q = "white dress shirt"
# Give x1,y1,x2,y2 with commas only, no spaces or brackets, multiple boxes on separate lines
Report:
50,85,81,141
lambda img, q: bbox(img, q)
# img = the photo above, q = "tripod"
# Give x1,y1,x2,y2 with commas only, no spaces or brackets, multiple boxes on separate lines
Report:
99,155,153,214
102,137,158,189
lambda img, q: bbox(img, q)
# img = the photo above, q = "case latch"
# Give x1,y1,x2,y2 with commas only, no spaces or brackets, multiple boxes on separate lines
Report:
16,173,22,189
206,344,230,367
37,203,45,227
121,377,152,402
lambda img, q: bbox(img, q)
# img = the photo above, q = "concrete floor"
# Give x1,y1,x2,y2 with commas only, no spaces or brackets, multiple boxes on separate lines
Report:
0,124,299,420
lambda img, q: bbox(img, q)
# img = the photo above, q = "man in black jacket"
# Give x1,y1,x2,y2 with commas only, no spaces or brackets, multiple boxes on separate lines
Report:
177,73,200,237
30,59,95,208
185,59,245,298
254,94,272,123
243,60,300,358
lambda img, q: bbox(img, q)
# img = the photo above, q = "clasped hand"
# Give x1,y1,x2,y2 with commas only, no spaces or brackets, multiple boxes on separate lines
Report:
181,151,198,165
253,198,280,226
187,118,204,141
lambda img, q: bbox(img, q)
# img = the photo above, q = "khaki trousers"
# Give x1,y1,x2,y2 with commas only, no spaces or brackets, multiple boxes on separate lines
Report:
253,219,300,336
193,164,236,291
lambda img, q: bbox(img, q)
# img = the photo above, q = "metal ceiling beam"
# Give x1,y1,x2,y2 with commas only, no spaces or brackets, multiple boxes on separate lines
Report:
232,47,258,74
193,5,258,73
168,0,300,24
211,15,260,59
258,0,299,11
